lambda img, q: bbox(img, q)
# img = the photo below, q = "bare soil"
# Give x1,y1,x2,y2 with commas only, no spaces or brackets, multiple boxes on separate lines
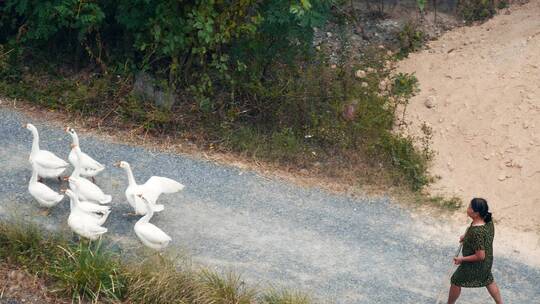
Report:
0,263,68,304
397,0,540,251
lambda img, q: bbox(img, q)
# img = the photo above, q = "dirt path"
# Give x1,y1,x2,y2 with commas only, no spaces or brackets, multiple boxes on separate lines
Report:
398,1,540,239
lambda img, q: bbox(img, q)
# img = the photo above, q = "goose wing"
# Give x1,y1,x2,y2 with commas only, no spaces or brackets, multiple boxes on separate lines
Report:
79,150,105,172
136,223,171,244
34,150,69,169
140,176,184,203
31,183,63,201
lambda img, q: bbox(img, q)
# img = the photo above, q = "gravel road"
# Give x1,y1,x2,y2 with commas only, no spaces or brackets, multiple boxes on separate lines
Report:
0,105,538,303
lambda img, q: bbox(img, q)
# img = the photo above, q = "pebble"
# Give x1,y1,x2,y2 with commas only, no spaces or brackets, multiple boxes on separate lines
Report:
424,96,436,109
355,70,366,78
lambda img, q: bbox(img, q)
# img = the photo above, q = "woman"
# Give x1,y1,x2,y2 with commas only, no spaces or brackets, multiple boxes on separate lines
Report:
448,198,503,304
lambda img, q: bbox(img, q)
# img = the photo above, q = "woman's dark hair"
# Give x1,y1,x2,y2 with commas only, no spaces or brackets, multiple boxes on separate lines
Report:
470,198,492,222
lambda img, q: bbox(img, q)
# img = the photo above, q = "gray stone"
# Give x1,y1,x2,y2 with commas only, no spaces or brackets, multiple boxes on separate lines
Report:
133,72,177,110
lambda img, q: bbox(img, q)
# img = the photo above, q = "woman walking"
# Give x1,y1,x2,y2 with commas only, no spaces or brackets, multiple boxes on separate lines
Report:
447,198,503,303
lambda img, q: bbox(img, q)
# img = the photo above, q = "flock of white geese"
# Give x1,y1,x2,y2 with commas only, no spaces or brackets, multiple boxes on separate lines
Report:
24,123,185,251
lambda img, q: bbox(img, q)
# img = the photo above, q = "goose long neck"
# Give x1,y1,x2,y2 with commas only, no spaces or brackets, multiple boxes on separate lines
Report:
30,167,38,183
70,164,81,178
69,195,79,211
140,203,154,223
71,132,80,146
30,128,40,154
124,165,137,186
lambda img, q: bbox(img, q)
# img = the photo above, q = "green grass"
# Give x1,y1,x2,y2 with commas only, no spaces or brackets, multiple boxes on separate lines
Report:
408,195,463,211
48,240,125,302
198,270,257,304
261,289,311,304
0,219,317,304
429,196,463,211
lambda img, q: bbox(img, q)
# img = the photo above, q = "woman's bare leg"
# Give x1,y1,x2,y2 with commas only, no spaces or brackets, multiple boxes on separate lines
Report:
447,284,461,304
486,281,503,304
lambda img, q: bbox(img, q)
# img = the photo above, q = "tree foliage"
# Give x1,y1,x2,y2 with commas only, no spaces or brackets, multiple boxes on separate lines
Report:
0,0,331,102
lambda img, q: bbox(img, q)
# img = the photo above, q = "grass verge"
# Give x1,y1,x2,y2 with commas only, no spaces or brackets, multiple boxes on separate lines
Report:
0,219,312,304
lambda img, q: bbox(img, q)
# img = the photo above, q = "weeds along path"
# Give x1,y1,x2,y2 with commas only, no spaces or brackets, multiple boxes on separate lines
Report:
1,106,539,303
398,1,540,236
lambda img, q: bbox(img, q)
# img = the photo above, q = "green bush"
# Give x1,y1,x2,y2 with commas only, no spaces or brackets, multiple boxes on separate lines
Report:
397,22,425,58
391,73,419,99
0,0,331,103
457,0,496,22
497,0,509,9
374,131,431,191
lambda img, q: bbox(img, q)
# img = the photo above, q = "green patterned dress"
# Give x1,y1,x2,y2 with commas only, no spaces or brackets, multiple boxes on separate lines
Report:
451,221,495,287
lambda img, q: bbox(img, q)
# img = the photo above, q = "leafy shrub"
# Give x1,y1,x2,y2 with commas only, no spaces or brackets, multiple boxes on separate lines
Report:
391,73,419,99
457,0,496,22
397,22,425,58
497,0,509,9
0,0,331,104
373,131,432,191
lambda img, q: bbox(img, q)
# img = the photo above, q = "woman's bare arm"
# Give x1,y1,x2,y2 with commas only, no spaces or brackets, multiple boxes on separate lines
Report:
454,250,486,264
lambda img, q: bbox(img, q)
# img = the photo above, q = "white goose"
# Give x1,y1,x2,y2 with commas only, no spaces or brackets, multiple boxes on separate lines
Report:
28,163,64,210
65,189,107,240
66,127,105,181
67,184,111,225
134,194,172,251
68,154,112,204
24,123,69,180
114,161,184,215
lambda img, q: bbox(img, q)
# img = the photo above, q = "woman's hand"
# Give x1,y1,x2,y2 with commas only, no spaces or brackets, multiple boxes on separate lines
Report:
453,257,463,265
459,235,465,243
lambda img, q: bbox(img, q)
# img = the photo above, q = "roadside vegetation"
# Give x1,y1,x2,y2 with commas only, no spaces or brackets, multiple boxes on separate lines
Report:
0,0,435,192
0,219,311,304
0,2,508,198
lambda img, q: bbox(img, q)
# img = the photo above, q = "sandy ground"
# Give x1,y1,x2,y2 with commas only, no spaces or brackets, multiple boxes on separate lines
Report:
398,1,540,250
